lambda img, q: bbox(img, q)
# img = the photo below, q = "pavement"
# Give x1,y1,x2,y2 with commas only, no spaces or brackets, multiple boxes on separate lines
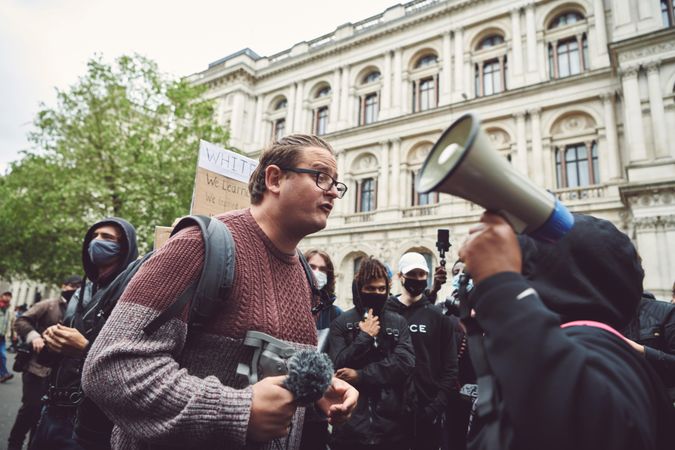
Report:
1,351,29,449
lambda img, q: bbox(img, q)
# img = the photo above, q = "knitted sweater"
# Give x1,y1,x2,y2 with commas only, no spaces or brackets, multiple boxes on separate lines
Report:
82,209,318,450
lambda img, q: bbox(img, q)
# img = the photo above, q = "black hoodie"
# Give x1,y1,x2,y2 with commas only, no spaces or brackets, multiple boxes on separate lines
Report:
328,283,415,446
468,214,673,450
386,294,458,423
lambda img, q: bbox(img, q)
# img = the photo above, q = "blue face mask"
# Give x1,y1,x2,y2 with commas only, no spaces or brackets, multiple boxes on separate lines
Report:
88,239,121,267
451,273,474,293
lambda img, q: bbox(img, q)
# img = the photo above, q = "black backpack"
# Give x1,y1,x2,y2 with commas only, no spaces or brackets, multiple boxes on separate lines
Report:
87,214,318,340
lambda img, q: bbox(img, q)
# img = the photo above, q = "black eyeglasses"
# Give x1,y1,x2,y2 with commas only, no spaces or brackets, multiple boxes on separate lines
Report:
279,167,348,199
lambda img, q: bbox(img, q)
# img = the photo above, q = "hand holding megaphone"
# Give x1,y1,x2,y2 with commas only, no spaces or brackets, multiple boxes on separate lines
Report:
416,113,574,242
459,212,522,284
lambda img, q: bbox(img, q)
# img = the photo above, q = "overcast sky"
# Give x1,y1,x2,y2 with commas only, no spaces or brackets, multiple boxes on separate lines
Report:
0,0,398,172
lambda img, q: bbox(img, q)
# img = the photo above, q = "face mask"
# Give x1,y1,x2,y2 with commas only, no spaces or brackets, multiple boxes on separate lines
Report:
312,269,328,290
61,290,76,301
402,277,427,297
360,292,388,315
88,239,121,267
451,274,474,293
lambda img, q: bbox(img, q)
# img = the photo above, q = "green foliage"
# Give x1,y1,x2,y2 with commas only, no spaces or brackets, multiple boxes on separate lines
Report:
0,54,229,283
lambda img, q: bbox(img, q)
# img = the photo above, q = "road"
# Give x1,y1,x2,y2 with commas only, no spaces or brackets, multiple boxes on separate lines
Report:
1,351,29,449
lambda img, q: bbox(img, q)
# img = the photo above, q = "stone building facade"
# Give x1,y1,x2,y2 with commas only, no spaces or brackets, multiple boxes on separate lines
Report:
191,0,675,307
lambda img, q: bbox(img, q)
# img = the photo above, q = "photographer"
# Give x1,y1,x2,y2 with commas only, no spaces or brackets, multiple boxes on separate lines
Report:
7,275,81,450
31,218,138,450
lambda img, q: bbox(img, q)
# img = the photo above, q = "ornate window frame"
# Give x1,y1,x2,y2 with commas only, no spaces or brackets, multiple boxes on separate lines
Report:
545,9,590,79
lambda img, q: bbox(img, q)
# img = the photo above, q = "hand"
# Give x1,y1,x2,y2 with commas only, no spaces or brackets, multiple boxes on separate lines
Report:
315,377,358,426
626,338,645,355
431,266,447,293
32,337,45,353
335,368,359,384
247,375,297,443
43,324,89,357
358,309,380,337
458,212,521,284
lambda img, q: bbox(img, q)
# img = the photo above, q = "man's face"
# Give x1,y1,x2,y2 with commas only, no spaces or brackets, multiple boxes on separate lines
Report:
361,278,388,295
92,225,121,243
0,295,9,309
278,146,339,236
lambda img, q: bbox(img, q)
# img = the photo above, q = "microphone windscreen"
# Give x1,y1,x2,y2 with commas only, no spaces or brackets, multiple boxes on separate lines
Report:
283,348,334,405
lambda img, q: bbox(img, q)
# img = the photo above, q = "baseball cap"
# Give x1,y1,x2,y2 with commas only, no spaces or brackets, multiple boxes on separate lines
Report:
398,252,429,275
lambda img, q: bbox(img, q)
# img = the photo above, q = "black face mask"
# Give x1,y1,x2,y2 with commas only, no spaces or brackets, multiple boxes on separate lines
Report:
403,277,427,297
61,289,76,301
360,292,388,315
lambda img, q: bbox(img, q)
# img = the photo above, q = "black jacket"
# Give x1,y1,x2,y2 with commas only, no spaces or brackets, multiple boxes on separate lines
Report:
328,298,415,445
468,214,674,450
386,295,458,421
626,296,675,393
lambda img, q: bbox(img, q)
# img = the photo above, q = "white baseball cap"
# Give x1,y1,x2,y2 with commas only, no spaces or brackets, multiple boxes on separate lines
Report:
398,252,429,275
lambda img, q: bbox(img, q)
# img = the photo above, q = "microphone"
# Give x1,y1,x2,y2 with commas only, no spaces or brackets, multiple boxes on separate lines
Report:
282,348,334,406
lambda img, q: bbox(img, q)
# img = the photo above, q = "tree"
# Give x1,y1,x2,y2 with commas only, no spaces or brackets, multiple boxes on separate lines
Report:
0,54,229,283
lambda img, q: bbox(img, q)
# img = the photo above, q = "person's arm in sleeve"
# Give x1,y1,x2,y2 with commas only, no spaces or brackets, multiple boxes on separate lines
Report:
15,303,47,352
357,316,415,388
426,314,458,419
641,307,675,381
81,227,254,447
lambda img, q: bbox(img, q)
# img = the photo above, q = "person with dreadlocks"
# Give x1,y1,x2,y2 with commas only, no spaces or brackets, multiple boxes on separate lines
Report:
328,256,415,450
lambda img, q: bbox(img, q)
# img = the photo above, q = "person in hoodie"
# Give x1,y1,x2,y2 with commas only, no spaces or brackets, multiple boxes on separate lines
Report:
30,217,138,450
329,256,415,450
385,252,458,450
458,212,673,450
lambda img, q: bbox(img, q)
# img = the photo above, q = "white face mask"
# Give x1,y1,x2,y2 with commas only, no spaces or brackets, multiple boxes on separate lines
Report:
312,269,328,290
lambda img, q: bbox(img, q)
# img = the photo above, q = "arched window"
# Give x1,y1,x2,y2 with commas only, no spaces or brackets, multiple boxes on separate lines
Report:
473,33,508,97
546,11,589,79
548,11,584,29
357,178,377,212
275,99,287,110
310,84,332,135
411,53,439,112
662,0,675,26
555,141,599,188
358,70,382,125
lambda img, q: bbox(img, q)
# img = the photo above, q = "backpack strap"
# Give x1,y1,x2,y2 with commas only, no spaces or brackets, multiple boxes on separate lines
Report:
298,250,320,298
143,215,234,335
560,320,628,343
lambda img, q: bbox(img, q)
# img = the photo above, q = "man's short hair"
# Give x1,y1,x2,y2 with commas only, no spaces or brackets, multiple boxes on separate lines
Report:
1,291,11,297
248,134,335,205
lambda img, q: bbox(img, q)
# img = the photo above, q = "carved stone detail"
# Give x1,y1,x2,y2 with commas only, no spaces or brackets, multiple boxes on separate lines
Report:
618,42,675,64
487,128,511,146
551,113,595,135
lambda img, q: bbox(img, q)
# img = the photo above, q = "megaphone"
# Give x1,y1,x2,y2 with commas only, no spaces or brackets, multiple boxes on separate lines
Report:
416,112,573,242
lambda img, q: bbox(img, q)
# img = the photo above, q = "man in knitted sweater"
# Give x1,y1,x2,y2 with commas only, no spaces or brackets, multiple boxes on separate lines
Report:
82,134,358,450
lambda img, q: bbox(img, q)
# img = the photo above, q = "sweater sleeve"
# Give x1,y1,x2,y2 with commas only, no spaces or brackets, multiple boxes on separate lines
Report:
81,227,253,447
471,272,663,450
426,313,458,417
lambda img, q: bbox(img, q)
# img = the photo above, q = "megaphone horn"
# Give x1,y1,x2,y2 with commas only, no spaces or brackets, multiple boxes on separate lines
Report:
416,112,574,242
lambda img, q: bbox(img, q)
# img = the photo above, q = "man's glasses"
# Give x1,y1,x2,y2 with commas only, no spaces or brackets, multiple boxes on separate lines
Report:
279,167,348,199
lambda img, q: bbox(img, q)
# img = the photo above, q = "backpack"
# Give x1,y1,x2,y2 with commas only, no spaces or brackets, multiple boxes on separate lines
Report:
73,215,319,448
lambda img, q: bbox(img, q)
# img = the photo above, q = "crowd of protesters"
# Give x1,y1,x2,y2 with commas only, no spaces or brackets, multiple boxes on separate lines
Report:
1,133,673,450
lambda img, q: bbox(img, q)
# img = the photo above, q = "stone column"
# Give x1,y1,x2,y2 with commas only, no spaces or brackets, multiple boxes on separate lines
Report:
253,95,264,147
441,31,452,105
401,72,410,114
510,7,524,85
339,66,351,126
230,91,245,148
529,108,544,186
337,150,347,215
293,81,305,133
525,3,537,76
286,83,297,131
381,51,393,118
514,111,528,176
646,60,668,159
592,0,609,61
453,28,464,101
601,92,622,180
329,69,341,132
378,141,390,209
392,49,403,116
391,138,401,208
620,66,647,161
